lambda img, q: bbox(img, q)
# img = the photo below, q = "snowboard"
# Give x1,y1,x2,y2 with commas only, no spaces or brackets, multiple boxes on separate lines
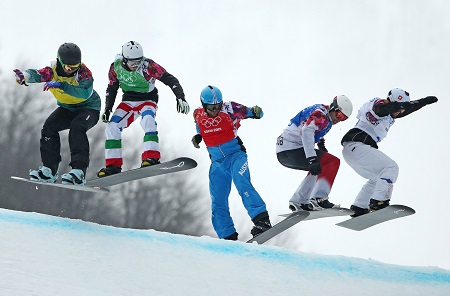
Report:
87,157,197,188
11,176,110,194
247,211,310,244
336,204,415,231
279,207,354,220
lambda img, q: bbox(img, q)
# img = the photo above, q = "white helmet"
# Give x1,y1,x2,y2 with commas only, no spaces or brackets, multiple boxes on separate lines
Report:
387,88,410,103
122,41,143,59
330,95,353,117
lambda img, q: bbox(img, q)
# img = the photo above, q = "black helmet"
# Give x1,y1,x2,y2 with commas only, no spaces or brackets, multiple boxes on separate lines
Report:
57,43,81,65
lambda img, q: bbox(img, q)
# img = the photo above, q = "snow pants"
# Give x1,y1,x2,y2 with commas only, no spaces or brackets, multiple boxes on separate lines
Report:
342,141,399,208
209,150,268,239
277,148,340,204
104,101,159,167
40,107,99,174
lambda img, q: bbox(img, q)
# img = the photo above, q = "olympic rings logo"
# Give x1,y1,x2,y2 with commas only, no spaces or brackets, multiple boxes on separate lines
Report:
201,116,222,128
117,72,138,84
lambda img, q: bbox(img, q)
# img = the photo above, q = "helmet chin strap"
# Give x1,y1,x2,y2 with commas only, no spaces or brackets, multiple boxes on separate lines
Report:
121,60,130,71
328,102,339,113
120,58,136,72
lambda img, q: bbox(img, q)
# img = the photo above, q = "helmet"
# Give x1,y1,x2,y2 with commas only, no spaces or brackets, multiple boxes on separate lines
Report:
57,43,81,65
122,41,143,60
387,88,410,103
329,95,353,117
200,85,223,105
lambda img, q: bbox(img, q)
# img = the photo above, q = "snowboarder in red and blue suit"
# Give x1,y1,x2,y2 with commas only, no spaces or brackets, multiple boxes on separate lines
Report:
276,95,353,212
192,85,271,241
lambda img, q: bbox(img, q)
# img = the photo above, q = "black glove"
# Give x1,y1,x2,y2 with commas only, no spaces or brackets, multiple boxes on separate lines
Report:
176,97,190,114
307,156,322,175
393,101,413,112
317,138,328,152
102,108,112,123
192,134,202,148
419,96,438,106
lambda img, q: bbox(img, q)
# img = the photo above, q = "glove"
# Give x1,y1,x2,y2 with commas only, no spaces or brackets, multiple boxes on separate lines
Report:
393,101,413,112
419,96,438,106
192,134,202,148
176,98,190,114
307,156,322,176
317,138,328,152
251,105,264,119
13,69,27,86
43,81,61,91
102,108,112,123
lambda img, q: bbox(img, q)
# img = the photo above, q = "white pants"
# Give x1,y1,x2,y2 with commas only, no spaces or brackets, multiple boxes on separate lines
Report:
342,142,399,208
289,174,332,204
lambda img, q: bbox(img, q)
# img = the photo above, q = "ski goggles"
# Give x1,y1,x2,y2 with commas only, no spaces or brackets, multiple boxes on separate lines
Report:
335,109,348,121
205,103,222,111
125,58,142,68
57,54,81,71
59,59,81,71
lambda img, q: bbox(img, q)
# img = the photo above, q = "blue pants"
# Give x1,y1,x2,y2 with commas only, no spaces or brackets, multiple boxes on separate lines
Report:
209,151,267,238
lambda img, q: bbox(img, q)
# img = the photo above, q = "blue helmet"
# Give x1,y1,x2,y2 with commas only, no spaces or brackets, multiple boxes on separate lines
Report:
200,85,223,105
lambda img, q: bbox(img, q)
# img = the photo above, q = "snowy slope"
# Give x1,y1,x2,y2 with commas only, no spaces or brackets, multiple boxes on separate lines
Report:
0,208,448,296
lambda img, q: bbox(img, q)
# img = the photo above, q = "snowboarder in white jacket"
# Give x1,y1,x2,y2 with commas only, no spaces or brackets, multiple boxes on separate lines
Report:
341,88,438,217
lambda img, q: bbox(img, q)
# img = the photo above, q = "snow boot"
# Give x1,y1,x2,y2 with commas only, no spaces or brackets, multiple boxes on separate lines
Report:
141,158,161,167
312,197,340,209
250,212,272,237
289,201,314,211
224,232,238,241
61,169,86,185
29,165,58,183
350,205,370,218
97,165,121,178
369,199,390,211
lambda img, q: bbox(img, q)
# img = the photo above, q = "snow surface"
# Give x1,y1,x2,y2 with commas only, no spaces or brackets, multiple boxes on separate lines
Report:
0,208,448,296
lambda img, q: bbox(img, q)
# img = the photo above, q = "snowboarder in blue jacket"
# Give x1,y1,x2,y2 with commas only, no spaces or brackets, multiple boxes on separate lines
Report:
192,85,271,241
